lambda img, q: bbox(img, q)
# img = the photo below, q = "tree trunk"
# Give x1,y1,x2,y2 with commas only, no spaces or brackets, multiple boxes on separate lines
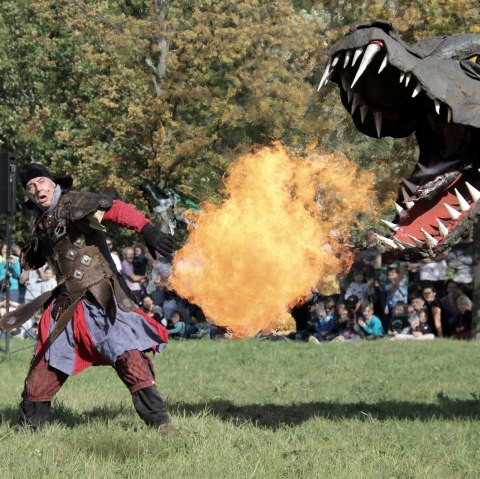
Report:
472,221,480,339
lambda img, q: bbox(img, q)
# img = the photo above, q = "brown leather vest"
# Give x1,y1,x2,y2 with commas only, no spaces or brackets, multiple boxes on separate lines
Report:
27,190,136,318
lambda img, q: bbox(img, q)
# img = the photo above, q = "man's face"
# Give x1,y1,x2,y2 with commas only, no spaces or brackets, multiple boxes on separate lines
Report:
124,249,134,262
26,177,56,210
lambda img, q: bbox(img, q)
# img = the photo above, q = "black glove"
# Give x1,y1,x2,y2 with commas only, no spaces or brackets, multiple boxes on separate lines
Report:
140,223,179,259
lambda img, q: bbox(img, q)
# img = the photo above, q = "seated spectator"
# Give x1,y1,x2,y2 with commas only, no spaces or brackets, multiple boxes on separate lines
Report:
383,266,408,327
411,308,435,340
439,280,462,334
189,319,214,339
454,295,473,340
422,283,444,337
167,310,186,338
409,292,426,321
354,302,384,339
344,268,372,306
141,294,166,326
309,302,335,343
335,295,361,341
391,308,435,341
389,301,410,334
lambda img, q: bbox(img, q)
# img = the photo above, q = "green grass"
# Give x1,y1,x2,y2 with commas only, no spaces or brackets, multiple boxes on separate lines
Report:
0,338,479,478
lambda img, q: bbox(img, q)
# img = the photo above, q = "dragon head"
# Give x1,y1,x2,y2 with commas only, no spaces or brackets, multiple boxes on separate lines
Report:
320,20,480,258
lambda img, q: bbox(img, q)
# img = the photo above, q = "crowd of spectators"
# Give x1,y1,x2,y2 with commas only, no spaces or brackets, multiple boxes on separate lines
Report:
284,227,475,344
0,226,477,343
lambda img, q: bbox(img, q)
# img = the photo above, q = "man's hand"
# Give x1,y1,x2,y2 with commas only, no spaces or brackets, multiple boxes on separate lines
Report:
140,223,179,259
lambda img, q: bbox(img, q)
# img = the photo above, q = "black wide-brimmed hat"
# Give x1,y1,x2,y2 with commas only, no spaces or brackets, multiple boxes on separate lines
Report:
20,163,73,189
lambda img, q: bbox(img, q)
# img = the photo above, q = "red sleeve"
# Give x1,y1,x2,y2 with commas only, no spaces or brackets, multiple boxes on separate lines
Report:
101,200,151,233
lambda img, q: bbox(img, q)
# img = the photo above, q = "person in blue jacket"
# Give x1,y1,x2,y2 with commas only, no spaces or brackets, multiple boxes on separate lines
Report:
355,303,384,339
311,302,335,342
0,243,22,303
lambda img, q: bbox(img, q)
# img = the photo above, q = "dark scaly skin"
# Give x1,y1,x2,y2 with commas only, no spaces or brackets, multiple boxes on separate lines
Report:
321,20,480,259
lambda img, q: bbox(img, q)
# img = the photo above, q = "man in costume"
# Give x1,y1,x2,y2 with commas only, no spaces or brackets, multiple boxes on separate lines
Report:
0,163,178,430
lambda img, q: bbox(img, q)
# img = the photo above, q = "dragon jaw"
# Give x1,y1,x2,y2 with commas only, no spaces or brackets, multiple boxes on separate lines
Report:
320,21,480,258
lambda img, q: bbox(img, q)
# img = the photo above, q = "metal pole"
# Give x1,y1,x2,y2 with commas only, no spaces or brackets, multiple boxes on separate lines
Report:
4,211,11,354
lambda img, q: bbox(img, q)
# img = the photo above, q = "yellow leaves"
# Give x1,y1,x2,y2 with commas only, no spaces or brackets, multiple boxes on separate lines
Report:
54,130,70,141
97,97,119,109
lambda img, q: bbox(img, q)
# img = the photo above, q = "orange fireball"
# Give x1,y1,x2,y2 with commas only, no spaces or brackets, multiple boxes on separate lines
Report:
171,144,376,337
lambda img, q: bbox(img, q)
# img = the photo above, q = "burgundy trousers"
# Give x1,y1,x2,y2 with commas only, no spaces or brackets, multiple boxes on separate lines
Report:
22,349,157,401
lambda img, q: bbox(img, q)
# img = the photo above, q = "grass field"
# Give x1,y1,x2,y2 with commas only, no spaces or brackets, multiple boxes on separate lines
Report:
0,337,479,479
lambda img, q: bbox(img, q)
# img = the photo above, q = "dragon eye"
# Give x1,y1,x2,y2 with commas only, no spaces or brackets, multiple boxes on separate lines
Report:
467,55,480,64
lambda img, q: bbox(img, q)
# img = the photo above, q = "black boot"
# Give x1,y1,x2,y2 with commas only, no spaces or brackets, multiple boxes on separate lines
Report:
132,386,172,430
17,400,51,430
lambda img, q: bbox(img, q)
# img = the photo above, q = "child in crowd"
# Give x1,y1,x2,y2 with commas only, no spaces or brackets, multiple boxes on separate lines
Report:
411,308,435,340
309,302,335,343
345,269,372,306
132,244,149,277
390,308,435,341
355,303,384,339
389,301,410,334
141,294,166,326
335,296,361,341
383,267,408,320
167,310,186,338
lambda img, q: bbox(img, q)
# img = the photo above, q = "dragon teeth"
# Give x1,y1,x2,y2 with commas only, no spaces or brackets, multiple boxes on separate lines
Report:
436,218,449,237
351,93,360,114
351,43,381,88
374,233,397,249
434,99,441,115
404,73,411,86
444,203,461,220
352,47,364,66
402,178,418,193
406,234,424,247
317,58,332,91
373,111,382,137
378,54,388,73
395,203,406,216
343,50,352,68
454,188,470,211
381,219,399,231
360,105,369,123
465,182,480,202
412,83,422,97
421,228,438,248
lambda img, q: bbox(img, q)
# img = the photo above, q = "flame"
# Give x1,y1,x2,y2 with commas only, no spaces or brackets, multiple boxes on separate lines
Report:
171,144,376,337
